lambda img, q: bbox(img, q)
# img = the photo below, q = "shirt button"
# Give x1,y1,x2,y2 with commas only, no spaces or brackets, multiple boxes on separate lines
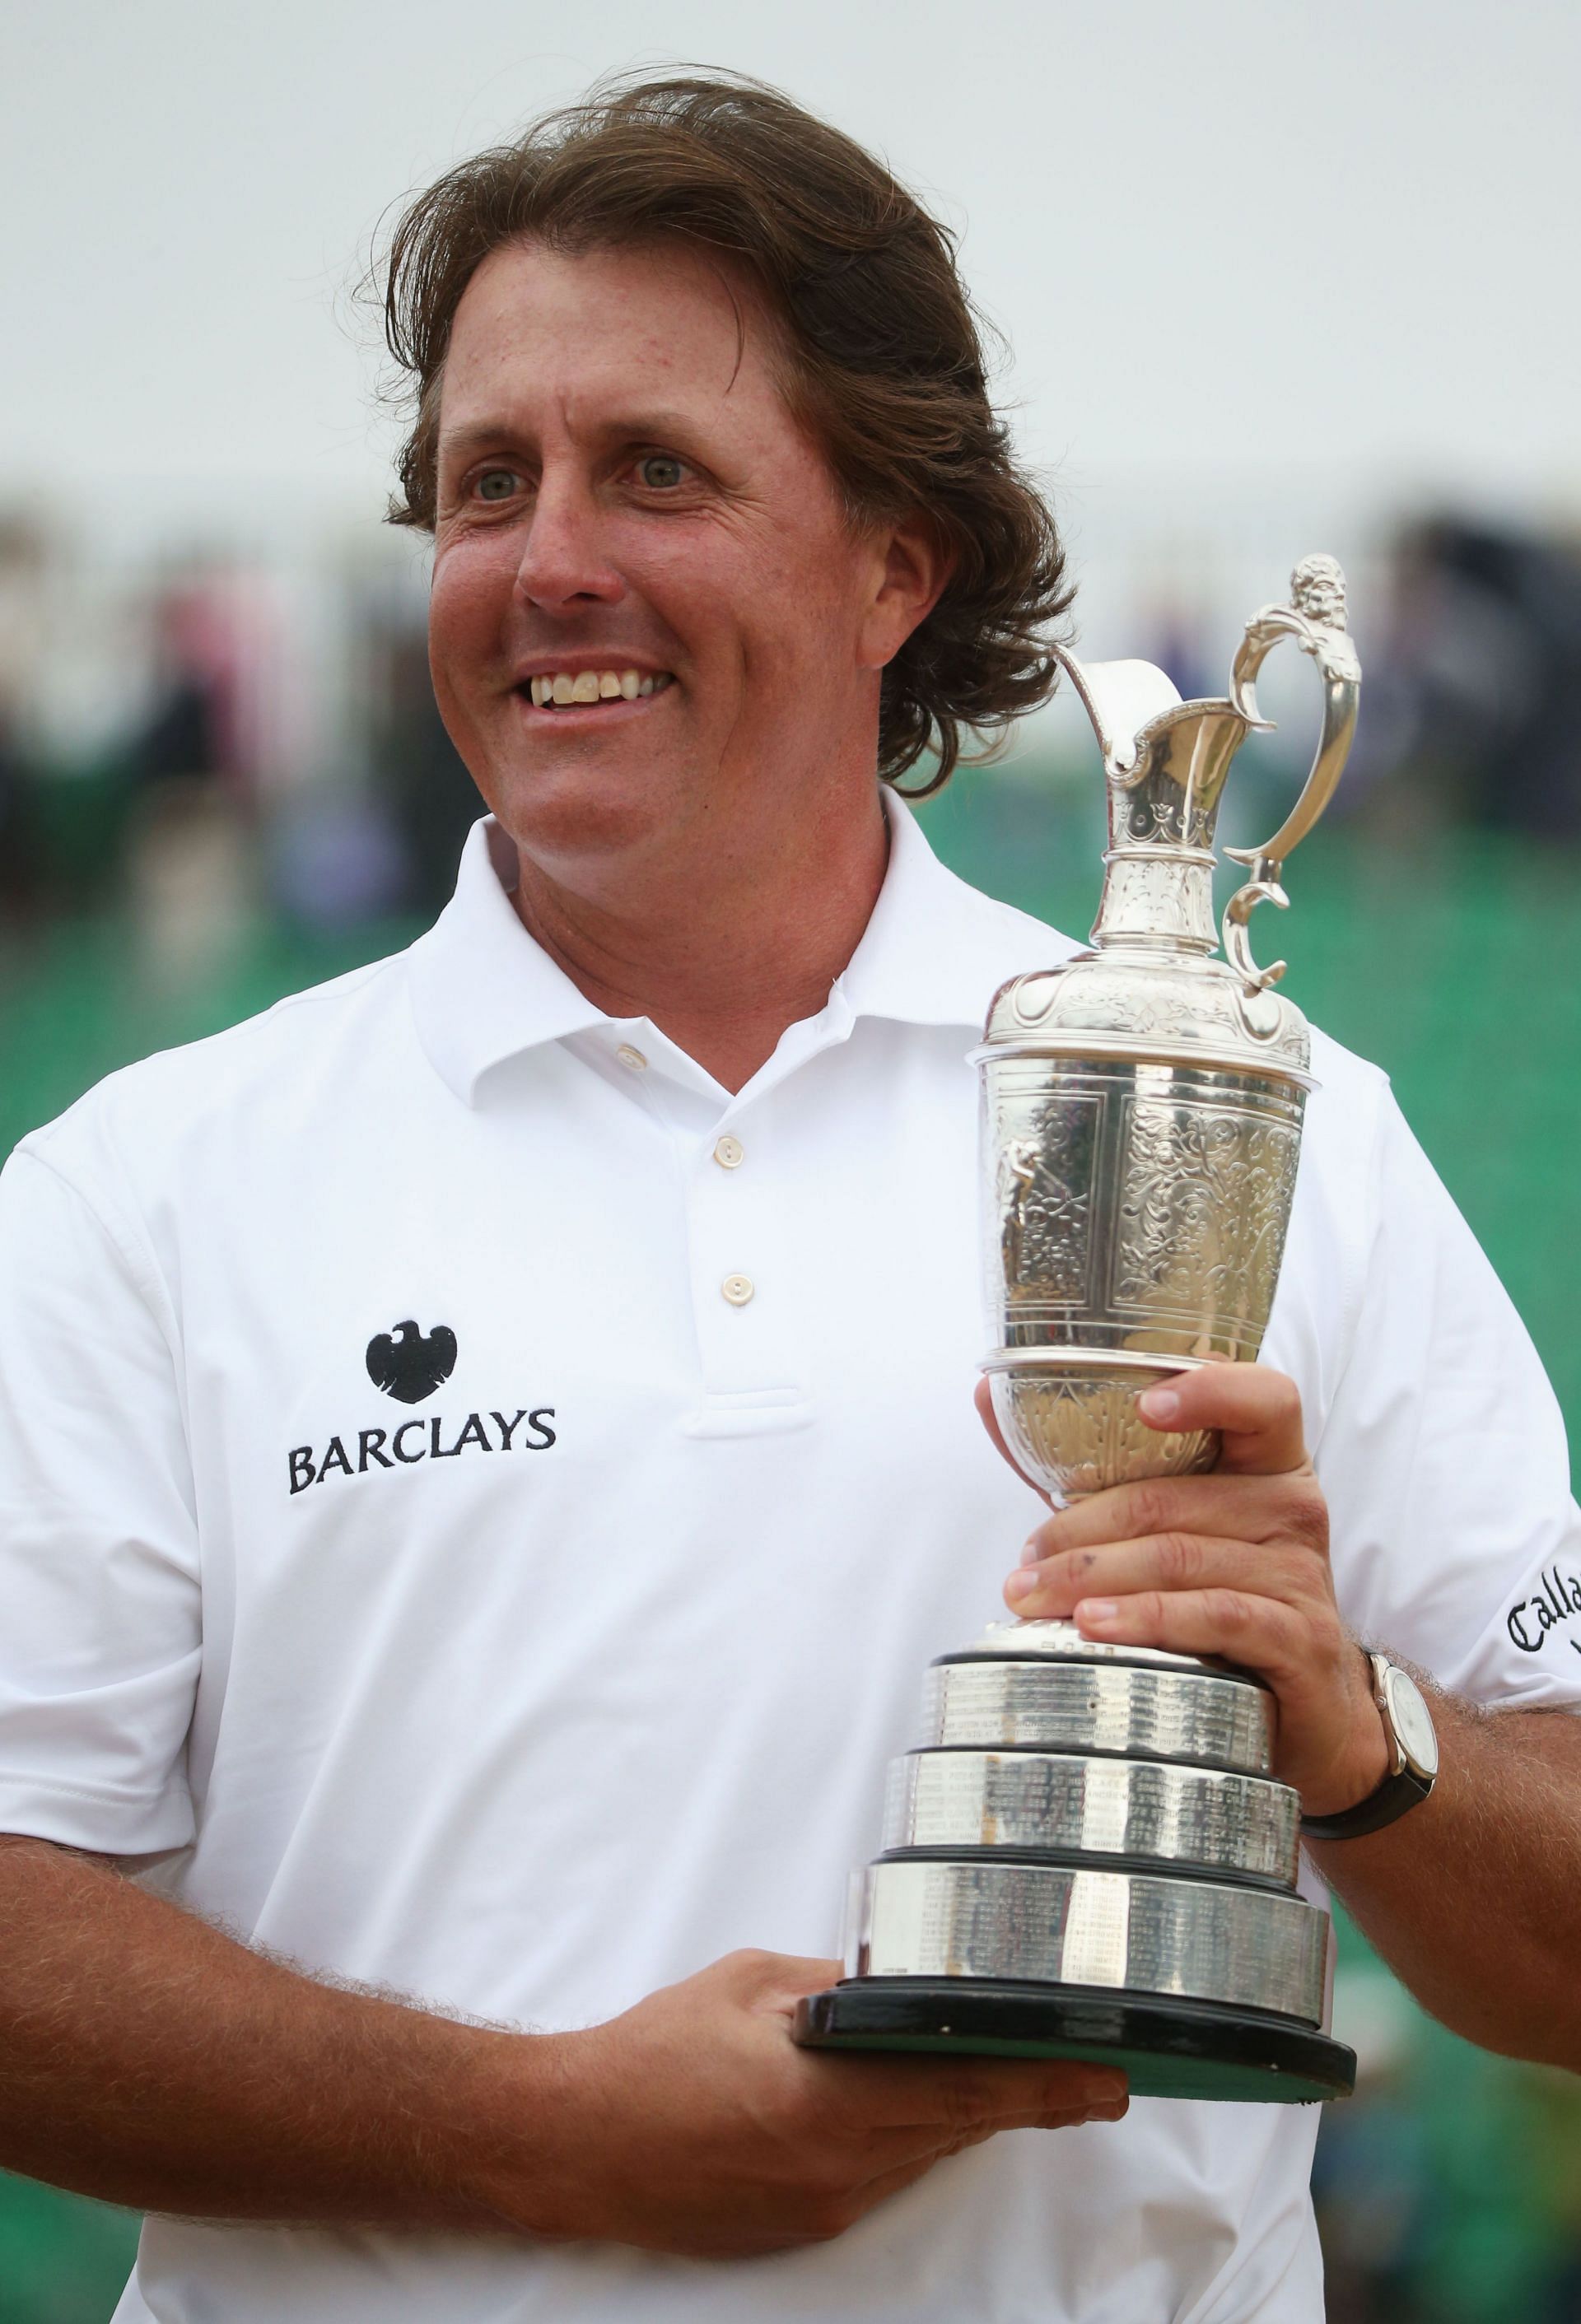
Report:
721,1274,755,1306
615,1044,648,1072
713,1134,744,1170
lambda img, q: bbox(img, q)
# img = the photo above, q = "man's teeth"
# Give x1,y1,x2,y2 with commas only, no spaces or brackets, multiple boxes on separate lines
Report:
527,670,669,707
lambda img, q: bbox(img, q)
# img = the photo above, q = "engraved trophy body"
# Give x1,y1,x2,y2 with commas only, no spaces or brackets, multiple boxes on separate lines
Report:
795,560,1363,2103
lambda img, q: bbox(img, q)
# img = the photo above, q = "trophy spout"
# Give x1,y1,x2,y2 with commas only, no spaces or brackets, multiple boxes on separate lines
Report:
1090,698,1263,954
1051,650,1182,776
1053,647,1266,957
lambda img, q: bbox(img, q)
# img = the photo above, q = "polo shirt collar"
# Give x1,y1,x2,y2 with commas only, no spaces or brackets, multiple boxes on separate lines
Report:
834,786,1078,1029
407,791,1077,1106
408,820,607,1103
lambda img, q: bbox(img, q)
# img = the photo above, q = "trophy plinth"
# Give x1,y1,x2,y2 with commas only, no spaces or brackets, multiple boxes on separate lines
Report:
795,560,1364,2103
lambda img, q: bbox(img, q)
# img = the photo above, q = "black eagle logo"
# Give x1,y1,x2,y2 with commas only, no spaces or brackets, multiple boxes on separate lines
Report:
366,1320,458,1404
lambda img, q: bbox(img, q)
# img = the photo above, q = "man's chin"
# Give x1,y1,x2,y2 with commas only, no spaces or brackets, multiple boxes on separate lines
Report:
483,761,681,871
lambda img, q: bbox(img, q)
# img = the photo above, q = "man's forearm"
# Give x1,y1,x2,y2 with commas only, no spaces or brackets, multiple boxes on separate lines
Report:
0,1836,539,2228
0,1836,1130,2261
1311,1695,1581,2068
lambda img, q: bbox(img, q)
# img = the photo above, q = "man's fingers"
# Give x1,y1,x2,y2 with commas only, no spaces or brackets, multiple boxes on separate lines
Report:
1047,1581,1309,1673
1020,1465,1328,1568
850,2073,1130,2212
814,2052,1127,2135
721,1953,1129,2134
1008,1533,1309,1623
980,1362,1307,1483
1135,1362,1308,1475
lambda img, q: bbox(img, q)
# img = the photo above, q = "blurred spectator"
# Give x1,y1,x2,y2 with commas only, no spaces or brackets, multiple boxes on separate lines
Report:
0,515,51,916
121,572,273,989
369,617,483,915
1350,517,1581,838
1144,596,1215,706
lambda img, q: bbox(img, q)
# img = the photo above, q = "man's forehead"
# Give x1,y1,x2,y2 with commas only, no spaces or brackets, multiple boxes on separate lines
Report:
440,238,777,428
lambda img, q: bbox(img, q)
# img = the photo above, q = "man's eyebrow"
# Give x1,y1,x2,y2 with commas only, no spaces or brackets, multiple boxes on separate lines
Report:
436,409,716,462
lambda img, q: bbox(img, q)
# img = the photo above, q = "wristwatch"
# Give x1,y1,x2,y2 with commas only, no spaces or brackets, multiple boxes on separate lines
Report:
1300,1652,1439,1841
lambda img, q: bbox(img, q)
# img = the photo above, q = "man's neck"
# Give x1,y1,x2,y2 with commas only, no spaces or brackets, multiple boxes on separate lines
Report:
509,791,891,1094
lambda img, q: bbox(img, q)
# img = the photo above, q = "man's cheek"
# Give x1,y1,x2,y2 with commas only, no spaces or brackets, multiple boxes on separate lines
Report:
431,538,514,647
430,586,508,728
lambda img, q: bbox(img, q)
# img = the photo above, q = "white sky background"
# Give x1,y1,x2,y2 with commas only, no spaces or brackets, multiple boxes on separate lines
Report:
4,0,1579,655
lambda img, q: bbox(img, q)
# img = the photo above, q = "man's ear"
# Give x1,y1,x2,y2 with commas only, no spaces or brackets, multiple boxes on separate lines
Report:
857,517,956,671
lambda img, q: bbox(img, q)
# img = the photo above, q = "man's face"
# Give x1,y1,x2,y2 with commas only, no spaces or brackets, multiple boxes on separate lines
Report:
429,237,907,881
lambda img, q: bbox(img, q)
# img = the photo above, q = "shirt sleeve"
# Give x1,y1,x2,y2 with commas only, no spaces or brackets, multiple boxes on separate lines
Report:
1316,1085,1581,1709
0,1142,201,1853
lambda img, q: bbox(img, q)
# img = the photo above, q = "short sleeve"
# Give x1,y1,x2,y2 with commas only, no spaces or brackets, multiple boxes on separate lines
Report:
1316,1088,1581,1709
0,1143,201,1851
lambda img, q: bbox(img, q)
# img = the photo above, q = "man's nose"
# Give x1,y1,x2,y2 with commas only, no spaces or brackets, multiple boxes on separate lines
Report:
512,474,624,615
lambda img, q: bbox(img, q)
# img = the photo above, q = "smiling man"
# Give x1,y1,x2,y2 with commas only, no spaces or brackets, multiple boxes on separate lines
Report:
1,72,1579,2324
421,223,930,1088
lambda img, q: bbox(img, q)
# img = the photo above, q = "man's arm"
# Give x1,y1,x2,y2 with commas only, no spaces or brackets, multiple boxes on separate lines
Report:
1307,1692,1581,2066
993,1365,1581,2070
0,1834,1126,2256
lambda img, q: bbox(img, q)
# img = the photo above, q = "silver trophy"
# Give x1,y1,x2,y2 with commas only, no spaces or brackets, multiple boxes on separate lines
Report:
796,558,1362,2103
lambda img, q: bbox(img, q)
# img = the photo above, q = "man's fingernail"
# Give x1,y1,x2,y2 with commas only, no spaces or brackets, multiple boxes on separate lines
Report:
1005,1566,1040,1601
1080,2077,1127,2108
1019,1535,1044,1567
1139,1387,1180,1423
1076,1597,1119,1627
1092,2099,1129,2121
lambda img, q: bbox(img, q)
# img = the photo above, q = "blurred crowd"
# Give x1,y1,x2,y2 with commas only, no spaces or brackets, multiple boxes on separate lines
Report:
1,505,1579,970
0,511,479,971
1343,518,1581,842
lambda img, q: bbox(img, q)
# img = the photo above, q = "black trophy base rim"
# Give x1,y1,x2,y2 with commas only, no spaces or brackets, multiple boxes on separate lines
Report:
792,1979,1356,2105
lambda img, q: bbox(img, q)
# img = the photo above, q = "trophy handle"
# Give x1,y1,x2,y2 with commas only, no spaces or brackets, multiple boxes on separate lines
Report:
1221,556,1362,992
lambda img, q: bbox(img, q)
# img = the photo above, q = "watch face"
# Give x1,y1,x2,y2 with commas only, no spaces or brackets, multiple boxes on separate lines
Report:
1384,1667,1439,1780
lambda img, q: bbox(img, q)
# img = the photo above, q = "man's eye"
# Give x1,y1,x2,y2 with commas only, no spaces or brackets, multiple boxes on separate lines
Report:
637,454,686,490
473,469,520,502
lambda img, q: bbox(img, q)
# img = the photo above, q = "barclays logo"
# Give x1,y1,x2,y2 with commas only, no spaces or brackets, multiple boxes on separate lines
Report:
289,1317,555,1495
289,1405,556,1494
366,1320,459,1404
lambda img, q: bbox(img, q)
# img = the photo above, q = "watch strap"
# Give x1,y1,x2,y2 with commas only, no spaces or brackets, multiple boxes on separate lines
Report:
1301,1651,1437,1842
1300,1761,1434,1842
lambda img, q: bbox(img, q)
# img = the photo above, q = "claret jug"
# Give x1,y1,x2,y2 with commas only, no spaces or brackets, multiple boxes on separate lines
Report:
795,559,1362,2103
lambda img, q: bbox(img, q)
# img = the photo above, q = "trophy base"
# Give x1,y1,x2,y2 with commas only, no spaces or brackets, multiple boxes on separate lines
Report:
793,1979,1355,2105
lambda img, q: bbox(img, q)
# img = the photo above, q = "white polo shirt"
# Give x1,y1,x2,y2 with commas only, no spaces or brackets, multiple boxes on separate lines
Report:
1,794,1577,2324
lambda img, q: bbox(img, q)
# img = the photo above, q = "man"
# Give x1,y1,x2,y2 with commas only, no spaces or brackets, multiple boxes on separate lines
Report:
1,72,1578,2324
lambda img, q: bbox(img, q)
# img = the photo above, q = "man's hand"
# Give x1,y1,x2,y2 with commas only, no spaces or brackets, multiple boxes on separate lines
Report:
0,1845,1124,2248
982,1366,1389,1817
502,1950,1127,2259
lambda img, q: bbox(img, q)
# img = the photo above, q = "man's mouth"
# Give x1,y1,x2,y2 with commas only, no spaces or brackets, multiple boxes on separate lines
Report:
518,669,676,709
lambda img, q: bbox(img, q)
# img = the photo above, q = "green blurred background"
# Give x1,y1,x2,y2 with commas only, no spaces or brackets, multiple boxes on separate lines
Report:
2,729,1579,2320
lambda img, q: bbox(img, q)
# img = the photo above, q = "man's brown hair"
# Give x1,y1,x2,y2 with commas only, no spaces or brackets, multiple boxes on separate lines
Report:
376,72,1070,792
